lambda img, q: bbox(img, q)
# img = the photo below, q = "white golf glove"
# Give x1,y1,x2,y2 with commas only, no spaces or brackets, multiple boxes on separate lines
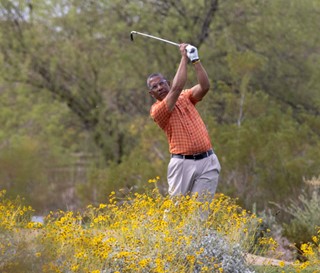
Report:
186,44,199,63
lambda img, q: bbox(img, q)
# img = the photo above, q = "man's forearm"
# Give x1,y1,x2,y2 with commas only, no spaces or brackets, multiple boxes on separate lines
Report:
189,61,210,101
165,56,188,111
171,56,188,92
194,61,210,92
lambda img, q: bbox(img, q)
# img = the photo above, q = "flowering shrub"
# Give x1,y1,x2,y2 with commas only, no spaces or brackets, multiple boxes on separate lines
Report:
0,189,40,271
293,227,320,272
0,190,34,230
2,185,318,272
33,191,262,272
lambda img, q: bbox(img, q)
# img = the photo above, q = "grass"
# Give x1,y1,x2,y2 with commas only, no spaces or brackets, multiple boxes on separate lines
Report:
253,265,320,273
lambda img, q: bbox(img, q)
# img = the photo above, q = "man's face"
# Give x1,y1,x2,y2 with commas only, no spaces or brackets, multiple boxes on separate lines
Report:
148,76,170,101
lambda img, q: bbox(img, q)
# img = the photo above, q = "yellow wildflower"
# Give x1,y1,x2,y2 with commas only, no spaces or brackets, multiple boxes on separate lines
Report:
312,235,318,244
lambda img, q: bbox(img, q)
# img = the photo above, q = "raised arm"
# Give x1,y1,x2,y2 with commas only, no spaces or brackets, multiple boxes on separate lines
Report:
185,45,210,101
190,61,210,101
165,43,189,111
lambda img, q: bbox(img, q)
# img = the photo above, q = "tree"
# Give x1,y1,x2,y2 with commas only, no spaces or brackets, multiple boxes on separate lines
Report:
1,0,320,214
200,0,320,210
0,0,220,163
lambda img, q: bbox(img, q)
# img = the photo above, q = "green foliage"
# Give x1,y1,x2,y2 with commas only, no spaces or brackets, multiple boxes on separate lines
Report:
0,82,87,211
203,88,320,210
0,0,320,217
0,137,47,204
77,119,169,205
280,187,320,247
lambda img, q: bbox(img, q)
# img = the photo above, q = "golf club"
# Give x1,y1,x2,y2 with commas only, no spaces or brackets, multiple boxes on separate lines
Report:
130,31,180,47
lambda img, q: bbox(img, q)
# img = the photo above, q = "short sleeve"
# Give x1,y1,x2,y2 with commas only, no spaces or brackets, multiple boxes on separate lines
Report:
150,100,171,130
183,89,201,105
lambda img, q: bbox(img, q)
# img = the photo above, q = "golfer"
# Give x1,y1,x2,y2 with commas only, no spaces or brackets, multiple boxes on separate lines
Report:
147,43,221,200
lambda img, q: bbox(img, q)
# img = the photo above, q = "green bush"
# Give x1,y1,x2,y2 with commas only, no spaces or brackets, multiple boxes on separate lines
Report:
279,179,320,247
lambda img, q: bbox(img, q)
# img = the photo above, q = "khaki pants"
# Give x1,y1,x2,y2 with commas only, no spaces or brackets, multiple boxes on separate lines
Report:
167,152,221,200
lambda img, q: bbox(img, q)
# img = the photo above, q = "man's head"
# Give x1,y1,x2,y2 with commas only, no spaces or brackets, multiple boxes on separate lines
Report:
147,73,170,101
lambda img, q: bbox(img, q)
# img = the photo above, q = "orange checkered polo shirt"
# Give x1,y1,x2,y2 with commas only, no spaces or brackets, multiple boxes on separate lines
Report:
150,89,212,155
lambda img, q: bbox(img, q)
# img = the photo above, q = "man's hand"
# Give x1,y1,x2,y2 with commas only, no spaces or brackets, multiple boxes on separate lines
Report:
186,45,199,63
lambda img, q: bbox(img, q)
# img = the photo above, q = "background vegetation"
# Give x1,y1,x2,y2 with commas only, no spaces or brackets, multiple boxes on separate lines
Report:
0,0,319,244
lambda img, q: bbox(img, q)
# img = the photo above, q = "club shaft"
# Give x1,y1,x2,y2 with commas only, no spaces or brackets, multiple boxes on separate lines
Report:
131,31,179,47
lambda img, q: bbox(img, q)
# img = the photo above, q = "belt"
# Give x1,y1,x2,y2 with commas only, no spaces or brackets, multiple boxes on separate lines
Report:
171,149,213,160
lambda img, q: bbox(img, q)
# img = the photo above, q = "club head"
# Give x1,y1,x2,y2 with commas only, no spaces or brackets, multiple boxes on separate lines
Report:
130,31,136,41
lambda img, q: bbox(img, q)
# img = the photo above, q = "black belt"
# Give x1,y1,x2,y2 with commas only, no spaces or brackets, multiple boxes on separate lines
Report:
171,149,213,160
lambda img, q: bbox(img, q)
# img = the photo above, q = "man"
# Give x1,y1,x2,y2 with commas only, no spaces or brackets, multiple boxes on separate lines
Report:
147,43,221,200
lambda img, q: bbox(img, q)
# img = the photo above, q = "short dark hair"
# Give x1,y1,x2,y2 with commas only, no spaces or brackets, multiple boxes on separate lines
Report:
146,73,166,89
